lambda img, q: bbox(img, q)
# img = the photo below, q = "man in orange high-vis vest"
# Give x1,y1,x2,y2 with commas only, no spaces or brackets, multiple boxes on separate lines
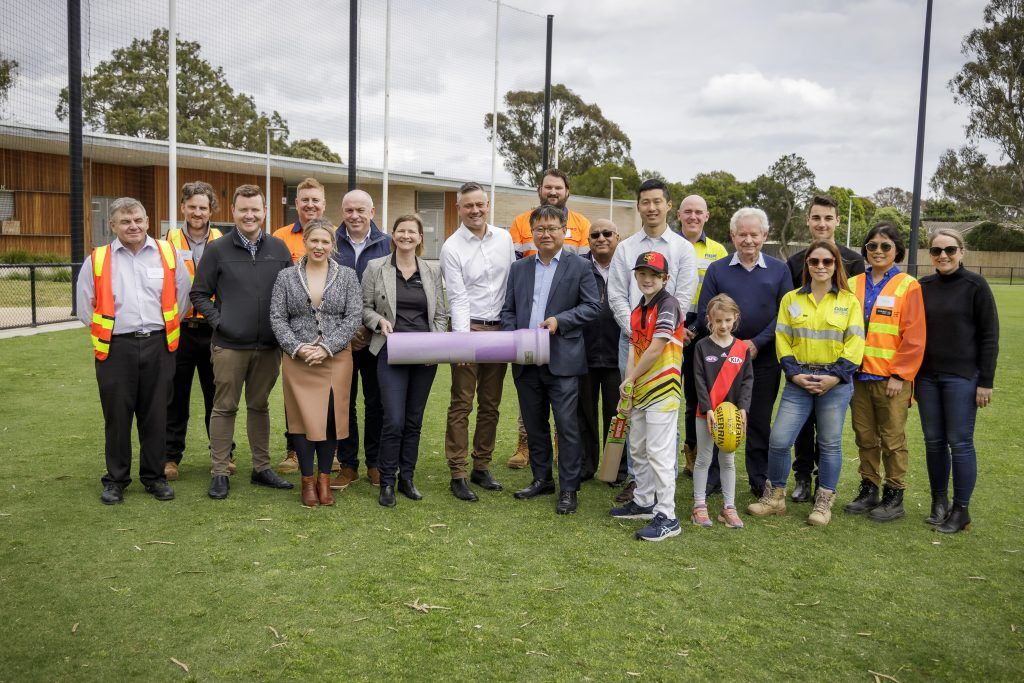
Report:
271,177,328,475
75,197,192,505
164,181,226,482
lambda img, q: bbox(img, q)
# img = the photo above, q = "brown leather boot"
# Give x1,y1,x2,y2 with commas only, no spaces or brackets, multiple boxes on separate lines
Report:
317,473,335,506
301,475,318,507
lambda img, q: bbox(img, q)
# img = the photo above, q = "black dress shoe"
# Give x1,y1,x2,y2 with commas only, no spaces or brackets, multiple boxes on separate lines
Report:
791,476,813,503
556,490,578,514
514,479,556,499
379,485,397,508
470,469,503,491
208,475,229,499
251,468,294,489
145,480,175,501
398,479,423,501
450,478,478,502
100,483,124,505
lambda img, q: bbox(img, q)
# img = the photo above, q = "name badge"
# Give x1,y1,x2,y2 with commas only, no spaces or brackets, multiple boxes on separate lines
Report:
147,267,164,279
565,228,572,239
178,250,193,261
788,302,802,317
876,295,896,307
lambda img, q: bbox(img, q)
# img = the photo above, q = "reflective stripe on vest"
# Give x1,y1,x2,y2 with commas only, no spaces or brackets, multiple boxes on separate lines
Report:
852,272,915,376
90,240,181,360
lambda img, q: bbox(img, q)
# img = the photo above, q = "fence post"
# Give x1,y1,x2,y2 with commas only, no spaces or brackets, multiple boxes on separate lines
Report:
30,265,38,327
1011,267,1015,286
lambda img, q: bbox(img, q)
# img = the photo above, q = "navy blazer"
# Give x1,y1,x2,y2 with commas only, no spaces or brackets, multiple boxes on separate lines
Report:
500,251,602,377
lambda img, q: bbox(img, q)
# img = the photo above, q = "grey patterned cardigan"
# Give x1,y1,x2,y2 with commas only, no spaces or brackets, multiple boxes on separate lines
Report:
270,258,362,358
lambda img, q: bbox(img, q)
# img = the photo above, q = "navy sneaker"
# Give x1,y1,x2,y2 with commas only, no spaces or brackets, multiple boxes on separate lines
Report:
610,500,656,520
635,512,682,541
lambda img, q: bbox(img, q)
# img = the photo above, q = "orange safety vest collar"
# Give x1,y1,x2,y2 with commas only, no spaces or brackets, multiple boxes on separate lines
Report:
852,271,915,377
90,240,181,360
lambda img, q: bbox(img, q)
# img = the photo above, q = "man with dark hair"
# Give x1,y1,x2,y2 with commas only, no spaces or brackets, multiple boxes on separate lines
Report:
191,184,294,499
163,181,227,481
505,169,592,468
502,204,601,514
785,195,866,502
440,181,516,501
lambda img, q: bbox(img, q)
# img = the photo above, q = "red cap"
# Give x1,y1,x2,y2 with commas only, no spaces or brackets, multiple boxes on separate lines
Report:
632,251,668,275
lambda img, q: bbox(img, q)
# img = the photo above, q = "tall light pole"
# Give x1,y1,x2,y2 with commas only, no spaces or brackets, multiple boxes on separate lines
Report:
609,176,622,221
846,195,869,247
265,126,285,226
908,0,933,274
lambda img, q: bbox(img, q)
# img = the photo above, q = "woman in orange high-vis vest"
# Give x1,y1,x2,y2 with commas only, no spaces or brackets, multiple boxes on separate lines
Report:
844,222,926,522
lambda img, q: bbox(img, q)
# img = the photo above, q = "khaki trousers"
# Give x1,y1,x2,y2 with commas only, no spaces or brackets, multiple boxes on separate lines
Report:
444,323,508,478
209,346,281,476
851,379,912,489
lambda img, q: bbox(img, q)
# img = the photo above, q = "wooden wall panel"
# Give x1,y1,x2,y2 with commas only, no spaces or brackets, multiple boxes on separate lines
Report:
0,235,71,254
13,193,69,234
444,191,459,239
0,149,69,193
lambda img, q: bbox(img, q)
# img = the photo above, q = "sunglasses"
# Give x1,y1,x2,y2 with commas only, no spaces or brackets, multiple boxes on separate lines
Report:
806,257,835,268
929,245,960,257
589,230,615,239
865,241,894,253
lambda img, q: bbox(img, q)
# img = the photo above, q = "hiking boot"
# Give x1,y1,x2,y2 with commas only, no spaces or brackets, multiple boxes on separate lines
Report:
164,461,179,481
367,467,381,487
277,450,299,475
506,431,529,469
330,466,358,491
691,505,713,528
614,479,636,504
682,443,696,477
748,483,786,517
718,506,744,529
844,479,880,515
807,488,836,527
868,486,905,522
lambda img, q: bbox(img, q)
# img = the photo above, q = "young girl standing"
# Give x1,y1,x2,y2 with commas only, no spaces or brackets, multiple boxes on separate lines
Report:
692,294,754,528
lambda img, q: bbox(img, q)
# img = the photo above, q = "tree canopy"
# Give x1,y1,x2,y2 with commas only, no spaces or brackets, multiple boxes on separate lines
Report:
484,84,633,187
0,54,17,119
55,28,339,163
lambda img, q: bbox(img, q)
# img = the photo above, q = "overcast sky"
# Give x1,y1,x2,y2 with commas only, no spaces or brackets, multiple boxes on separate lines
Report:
4,0,996,198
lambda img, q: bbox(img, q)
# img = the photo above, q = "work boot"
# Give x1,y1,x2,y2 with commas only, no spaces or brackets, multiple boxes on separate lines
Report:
748,483,786,517
807,488,836,527
843,479,880,515
367,467,381,487
277,450,299,475
868,486,905,522
506,431,529,469
614,479,636,504
164,461,179,481
791,475,813,503
925,493,950,526
330,466,358,491
682,443,696,478
300,475,318,507
317,473,335,506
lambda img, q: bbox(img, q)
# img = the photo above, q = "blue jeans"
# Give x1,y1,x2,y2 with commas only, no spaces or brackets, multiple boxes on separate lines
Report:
915,372,978,506
376,344,438,487
768,379,853,492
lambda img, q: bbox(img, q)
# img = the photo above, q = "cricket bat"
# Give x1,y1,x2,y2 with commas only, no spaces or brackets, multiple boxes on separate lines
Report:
597,393,632,483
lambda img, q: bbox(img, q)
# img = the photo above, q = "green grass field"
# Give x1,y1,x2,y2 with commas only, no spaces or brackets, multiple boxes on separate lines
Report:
2,288,1023,681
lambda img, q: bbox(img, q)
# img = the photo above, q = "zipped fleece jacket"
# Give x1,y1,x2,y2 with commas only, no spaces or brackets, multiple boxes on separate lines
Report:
190,228,292,350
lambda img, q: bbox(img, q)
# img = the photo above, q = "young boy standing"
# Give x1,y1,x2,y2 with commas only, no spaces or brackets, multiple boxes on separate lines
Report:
612,251,686,541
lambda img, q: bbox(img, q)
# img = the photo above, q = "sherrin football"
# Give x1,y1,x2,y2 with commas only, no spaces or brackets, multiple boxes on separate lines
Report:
712,401,744,452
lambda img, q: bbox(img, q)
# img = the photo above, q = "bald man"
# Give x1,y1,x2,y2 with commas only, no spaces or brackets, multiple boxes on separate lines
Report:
678,195,728,489
331,189,393,490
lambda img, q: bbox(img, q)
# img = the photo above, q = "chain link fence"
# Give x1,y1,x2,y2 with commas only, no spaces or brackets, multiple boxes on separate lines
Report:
0,263,78,329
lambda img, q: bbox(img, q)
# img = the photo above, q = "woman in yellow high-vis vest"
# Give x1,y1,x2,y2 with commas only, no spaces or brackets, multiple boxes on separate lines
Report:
748,240,864,527
844,223,926,522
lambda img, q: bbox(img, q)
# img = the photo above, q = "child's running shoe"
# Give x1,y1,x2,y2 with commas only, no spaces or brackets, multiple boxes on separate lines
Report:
718,506,744,528
691,505,713,528
635,512,681,541
610,500,655,520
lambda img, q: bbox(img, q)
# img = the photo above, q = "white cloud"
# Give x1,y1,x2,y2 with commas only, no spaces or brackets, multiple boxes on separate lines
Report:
699,71,843,117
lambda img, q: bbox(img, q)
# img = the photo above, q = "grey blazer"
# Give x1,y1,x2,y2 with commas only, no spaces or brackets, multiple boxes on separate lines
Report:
270,258,362,357
362,254,448,355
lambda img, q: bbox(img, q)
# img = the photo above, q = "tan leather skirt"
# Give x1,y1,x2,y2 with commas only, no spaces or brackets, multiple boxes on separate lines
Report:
281,346,352,441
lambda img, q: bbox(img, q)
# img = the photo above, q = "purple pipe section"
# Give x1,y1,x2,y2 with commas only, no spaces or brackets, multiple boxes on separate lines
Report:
386,329,550,366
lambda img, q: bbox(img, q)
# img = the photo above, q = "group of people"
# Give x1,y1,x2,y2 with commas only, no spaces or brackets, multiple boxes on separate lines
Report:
76,169,999,540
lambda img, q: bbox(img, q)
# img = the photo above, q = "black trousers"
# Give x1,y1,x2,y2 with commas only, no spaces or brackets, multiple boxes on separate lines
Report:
746,360,782,494
577,366,623,480
165,322,214,463
377,345,438,487
791,410,820,479
515,366,582,492
337,345,383,470
97,334,175,487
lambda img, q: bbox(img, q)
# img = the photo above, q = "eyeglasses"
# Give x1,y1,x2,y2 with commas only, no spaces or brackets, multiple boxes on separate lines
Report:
929,245,960,257
532,226,563,235
806,257,835,268
865,241,894,253
589,230,615,239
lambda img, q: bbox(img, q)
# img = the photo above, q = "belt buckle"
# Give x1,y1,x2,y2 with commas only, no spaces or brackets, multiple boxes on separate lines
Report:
133,330,152,338
185,319,201,329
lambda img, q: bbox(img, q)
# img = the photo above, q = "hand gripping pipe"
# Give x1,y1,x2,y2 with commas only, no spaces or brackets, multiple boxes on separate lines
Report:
385,329,550,365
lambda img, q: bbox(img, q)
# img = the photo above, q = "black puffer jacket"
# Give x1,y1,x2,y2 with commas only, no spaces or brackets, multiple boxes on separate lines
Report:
190,229,292,350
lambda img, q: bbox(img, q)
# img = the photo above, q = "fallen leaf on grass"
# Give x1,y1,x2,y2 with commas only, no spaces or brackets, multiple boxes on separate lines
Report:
256,518,272,521
386,626,399,632
519,619,534,628
626,672,642,677
325,550,344,557
868,670,899,683
351,617,370,623
856,632,872,636
526,651,549,657
1011,624,1017,632
0,513,11,517
133,545,142,552
296,534,308,539
71,622,78,634
170,658,189,673
384,527,392,532
269,642,287,649
682,566,697,571
267,625,284,640
467,540,473,546
967,576,987,581
144,541,175,546
115,528,134,531
677,651,689,657
405,598,451,613
174,570,206,575
795,600,821,607
427,524,449,534
931,541,941,545
443,577,467,582
537,586,565,592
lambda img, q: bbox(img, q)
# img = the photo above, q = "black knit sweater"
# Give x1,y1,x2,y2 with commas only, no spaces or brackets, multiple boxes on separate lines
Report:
918,264,999,388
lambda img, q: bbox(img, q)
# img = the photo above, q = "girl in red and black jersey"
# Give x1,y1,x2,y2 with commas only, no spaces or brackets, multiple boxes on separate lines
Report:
692,294,754,528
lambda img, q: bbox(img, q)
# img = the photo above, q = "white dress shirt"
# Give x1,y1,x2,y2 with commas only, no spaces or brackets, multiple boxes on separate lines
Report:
76,236,192,334
440,223,515,332
607,225,698,332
